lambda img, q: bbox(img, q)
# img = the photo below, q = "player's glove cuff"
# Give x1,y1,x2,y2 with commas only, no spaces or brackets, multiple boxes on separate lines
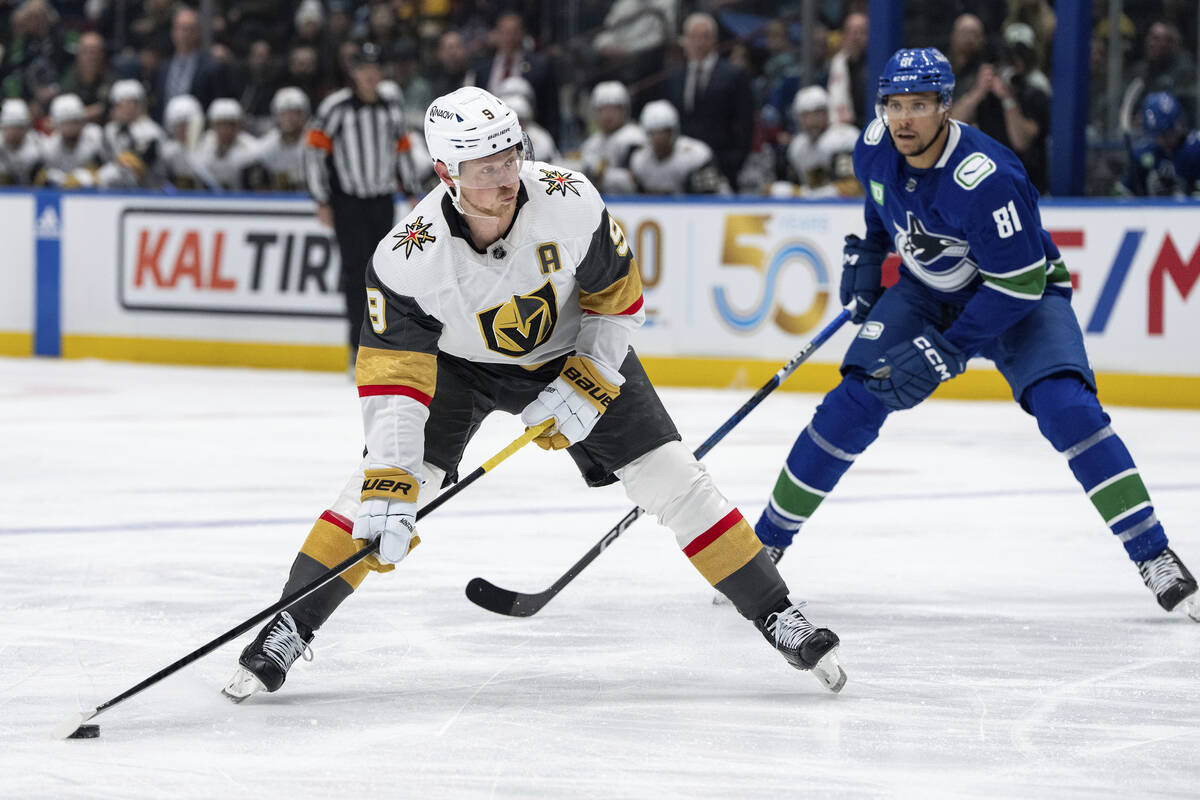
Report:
360,467,420,504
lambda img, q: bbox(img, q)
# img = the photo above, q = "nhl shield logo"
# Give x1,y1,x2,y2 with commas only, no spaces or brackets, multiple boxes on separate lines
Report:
477,279,559,357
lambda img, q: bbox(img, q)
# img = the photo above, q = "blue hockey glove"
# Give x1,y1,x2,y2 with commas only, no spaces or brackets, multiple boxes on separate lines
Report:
863,326,966,411
840,234,888,323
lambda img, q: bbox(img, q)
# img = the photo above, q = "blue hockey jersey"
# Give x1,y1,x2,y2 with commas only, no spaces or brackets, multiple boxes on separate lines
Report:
1122,130,1200,197
853,118,1070,357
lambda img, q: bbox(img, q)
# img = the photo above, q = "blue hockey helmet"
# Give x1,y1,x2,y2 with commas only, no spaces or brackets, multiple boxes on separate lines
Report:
1141,92,1182,135
877,48,956,107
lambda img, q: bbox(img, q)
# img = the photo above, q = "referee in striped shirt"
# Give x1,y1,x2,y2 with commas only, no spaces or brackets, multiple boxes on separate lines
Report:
305,41,413,360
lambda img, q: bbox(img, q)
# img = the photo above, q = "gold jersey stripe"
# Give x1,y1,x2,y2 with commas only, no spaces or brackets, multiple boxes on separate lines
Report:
578,259,644,316
686,517,763,586
355,346,437,397
299,515,377,588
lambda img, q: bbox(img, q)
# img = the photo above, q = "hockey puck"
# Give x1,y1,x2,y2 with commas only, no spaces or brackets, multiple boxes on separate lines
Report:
67,724,100,739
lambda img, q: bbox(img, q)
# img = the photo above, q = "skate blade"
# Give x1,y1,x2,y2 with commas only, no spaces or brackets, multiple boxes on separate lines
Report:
811,649,847,693
222,667,267,704
1177,592,1200,623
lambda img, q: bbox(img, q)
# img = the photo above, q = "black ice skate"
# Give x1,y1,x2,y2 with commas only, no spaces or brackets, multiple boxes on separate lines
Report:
755,601,847,692
1136,548,1200,621
222,611,315,703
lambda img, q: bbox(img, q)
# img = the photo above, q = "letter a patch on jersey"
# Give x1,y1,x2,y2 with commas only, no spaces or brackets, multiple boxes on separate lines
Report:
476,279,559,357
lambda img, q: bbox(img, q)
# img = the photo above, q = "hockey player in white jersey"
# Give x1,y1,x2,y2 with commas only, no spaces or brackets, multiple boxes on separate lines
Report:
244,87,309,192
98,79,167,189
37,94,105,188
579,81,647,194
224,87,845,702
784,85,861,198
160,94,217,190
629,100,729,194
194,98,259,191
0,99,44,186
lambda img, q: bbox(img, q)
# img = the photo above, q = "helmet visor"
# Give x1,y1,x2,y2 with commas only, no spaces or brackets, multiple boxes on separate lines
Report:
455,144,524,189
878,92,945,124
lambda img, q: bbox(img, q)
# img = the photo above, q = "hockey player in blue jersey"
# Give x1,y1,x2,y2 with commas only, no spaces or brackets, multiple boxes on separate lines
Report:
754,48,1199,621
1121,91,1200,197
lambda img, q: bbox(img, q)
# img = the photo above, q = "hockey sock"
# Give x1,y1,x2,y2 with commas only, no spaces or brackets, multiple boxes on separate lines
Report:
1026,376,1168,562
278,511,383,632
756,376,889,548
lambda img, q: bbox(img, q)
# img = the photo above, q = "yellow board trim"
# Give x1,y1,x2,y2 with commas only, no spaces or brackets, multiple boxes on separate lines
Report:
31,334,1200,409
0,331,33,356
640,356,1200,410
61,334,347,371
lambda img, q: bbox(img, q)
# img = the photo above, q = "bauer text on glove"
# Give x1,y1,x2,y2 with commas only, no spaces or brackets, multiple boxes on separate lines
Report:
352,467,421,565
520,355,622,450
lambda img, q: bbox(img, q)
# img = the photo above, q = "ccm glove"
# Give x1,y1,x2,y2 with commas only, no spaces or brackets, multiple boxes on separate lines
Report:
520,355,622,450
840,234,888,323
863,326,966,411
353,468,421,565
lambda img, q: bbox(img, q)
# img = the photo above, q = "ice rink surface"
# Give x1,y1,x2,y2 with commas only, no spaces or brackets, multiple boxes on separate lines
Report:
2,357,1199,799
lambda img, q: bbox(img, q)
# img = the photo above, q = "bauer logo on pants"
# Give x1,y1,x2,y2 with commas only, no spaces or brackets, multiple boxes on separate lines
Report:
476,279,559,357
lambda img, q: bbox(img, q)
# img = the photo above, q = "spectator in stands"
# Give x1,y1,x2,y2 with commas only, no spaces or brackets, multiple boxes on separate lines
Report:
245,86,309,192
472,12,559,141
827,11,869,125
1121,92,1200,197
154,7,230,122
238,40,282,136
4,0,70,109
426,30,473,100
59,31,115,126
128,0,175,57
194,98,258,191
664,12,753,188
0,99,44,186
580,80,647,195
591,0,675,103
286,45,325,107
1121,21,1197,130
38,93,104,188
629,99,730,195
948,14,988,107
98,79,167,188
161,94,215,190
954,23,1051,192
784,85,860,198
1005,0,1056,70
389,39,431,125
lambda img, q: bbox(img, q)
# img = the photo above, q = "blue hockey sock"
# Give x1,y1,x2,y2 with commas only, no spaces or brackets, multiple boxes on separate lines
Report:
1026,376,1168,562
756,376,889,548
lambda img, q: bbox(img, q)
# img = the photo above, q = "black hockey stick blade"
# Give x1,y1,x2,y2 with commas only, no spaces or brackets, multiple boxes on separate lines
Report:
465,578,548,617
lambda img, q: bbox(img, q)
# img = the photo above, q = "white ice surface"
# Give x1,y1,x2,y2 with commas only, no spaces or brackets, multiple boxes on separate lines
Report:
2,357,1199,799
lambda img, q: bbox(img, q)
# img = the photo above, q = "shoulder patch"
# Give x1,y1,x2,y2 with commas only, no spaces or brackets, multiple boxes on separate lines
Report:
953,152,996,190
391,215,438,258
863,118,886,146
538,168,584,197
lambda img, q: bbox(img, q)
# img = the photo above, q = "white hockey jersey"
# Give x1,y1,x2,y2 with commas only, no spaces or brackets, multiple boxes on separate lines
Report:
245,128,306,191
0,130,45,186
580,122,647,194
628,135,729,195
786,122,860,197
41,123,105,176
193,130,260,191
99,117,167,188
354,160,644,476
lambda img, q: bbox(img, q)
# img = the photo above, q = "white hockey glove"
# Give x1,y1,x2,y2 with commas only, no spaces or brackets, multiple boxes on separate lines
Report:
353,468,422,565
520,355,622,450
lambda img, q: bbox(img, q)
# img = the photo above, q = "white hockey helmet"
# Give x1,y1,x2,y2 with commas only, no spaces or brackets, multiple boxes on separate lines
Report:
792,85,830,116
165,94,203,128
500,93,532,123
110,79,146,105
270,86,310,117
639,99,679,132
50,94,86,124
425,86,526,182
590,81,630,110
207,98,243,124
0,98,30,128
496,75,535,105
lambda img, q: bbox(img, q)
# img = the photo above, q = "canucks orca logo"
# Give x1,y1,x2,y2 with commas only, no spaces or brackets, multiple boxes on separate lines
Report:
477,279,559,357
894,212,969,265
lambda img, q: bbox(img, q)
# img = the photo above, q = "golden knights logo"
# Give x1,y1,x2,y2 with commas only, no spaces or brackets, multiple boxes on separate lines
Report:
476,279,559,357
392,215,437,257
538,168,583,197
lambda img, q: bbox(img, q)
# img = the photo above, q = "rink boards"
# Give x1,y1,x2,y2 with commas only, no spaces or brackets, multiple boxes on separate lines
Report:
2,189,1198,407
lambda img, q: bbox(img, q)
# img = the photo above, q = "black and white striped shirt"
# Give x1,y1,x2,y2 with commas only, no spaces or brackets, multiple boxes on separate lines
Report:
305,87,412,203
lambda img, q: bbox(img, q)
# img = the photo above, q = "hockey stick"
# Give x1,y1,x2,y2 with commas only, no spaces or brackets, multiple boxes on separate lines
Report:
55,420,552,739
466,308,853,617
